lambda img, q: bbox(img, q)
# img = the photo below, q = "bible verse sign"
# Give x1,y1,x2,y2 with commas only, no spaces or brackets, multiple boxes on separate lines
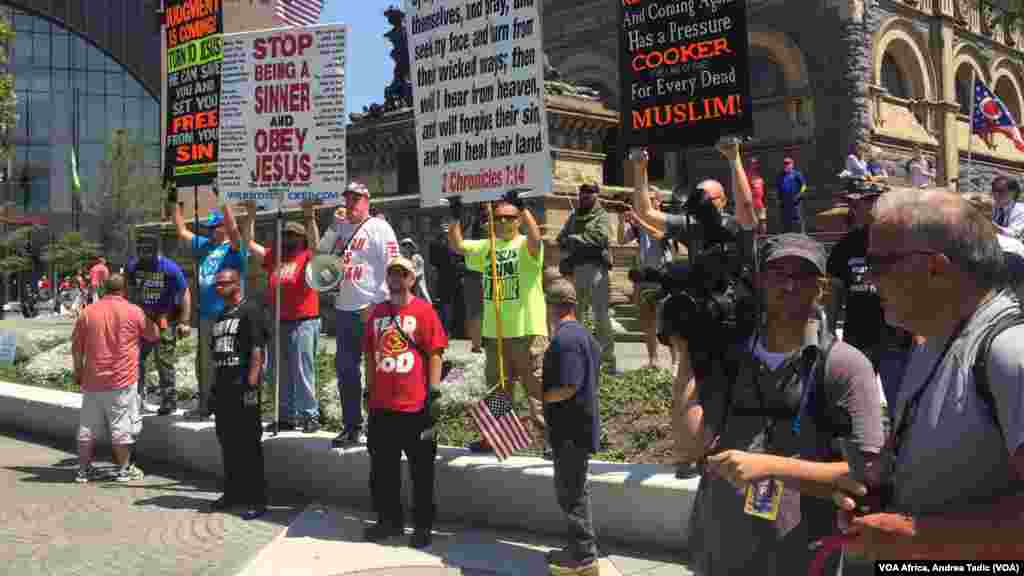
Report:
619,0,752,149
406,0,552,207
218,24,347,208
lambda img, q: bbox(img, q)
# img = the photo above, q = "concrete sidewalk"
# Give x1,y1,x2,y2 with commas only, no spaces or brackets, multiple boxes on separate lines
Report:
239,504,691,576
1,429,692,576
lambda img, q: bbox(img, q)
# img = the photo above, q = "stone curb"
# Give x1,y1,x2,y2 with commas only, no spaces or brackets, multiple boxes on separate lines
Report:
0,381,698,551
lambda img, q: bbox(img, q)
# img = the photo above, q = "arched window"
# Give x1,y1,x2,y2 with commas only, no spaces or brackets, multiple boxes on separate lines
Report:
995,76,1022,125
881,52,909,99
956,63,979,115
749,49,784,99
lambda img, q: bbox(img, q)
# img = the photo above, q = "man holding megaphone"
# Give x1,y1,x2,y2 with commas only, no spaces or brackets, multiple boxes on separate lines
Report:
317,182,400,448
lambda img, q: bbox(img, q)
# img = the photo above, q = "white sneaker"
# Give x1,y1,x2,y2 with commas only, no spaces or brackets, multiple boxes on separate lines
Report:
75,465,102,483
114,464,144,482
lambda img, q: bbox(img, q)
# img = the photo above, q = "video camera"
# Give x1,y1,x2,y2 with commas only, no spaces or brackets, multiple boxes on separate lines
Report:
628,182,756,347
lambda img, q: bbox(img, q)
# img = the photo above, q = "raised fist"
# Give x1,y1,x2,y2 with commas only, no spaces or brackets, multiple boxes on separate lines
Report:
447,195,464,220
502,188,527,210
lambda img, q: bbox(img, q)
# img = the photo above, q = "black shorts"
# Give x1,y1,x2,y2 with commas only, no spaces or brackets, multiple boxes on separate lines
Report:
463,272,483,320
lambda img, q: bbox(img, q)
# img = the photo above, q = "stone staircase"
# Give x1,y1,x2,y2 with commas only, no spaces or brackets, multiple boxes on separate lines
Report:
611,302,646,344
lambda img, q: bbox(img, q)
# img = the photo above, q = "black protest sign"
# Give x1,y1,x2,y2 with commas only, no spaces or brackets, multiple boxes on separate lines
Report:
619,0,752,150
165,0,223,188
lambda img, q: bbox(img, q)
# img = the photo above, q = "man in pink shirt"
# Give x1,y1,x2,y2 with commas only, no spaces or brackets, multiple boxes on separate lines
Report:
89,257,110,303
71,274,158,483
748,157,767,236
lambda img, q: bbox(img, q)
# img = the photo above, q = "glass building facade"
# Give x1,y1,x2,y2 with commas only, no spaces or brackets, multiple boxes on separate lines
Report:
3,4,160,227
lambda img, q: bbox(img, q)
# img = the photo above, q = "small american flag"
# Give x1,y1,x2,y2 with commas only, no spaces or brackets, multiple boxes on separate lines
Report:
275,0,325,27
468,392,532,461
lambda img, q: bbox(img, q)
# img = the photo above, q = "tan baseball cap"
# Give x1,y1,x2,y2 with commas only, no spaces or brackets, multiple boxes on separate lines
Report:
387,256,416,275
545,279,577,305
283,221,306,236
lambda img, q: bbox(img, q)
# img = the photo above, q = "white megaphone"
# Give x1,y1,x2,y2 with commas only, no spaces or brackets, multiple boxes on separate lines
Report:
305,254,344,292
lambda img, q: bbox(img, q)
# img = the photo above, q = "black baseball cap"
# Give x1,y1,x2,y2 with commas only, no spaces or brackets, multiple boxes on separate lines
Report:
761,233,827,276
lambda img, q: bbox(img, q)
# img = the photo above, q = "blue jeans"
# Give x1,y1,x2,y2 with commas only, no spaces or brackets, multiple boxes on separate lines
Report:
335,309,365,432
268,318,320,423
437,302,453,336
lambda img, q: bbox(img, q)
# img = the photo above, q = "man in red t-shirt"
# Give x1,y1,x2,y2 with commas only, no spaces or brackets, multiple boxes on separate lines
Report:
748,157,767,236
243,200,322,433
363,256,448,549
89,257,110,302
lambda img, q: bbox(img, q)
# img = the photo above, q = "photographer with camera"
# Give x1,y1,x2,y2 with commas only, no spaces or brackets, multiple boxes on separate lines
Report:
631,144,884,575
631,140,757,474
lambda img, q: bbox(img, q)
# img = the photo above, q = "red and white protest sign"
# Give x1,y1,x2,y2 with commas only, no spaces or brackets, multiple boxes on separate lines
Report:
218,24,347,208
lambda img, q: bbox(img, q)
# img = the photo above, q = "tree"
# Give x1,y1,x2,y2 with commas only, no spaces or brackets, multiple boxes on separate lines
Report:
0,226,36,276
100,129,165,260
42,231,101,278
0,16,17,160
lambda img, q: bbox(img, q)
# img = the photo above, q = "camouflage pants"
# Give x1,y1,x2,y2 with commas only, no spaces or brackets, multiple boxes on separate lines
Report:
138,322,177,401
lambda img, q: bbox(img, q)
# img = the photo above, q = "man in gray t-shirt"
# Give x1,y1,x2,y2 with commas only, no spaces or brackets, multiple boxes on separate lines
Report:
834,187,1024,560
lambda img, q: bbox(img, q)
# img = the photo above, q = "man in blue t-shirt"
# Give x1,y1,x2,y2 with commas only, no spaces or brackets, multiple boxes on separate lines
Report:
776,157,807,233
127,232,191,415
172,199,245,419
541,279,601,575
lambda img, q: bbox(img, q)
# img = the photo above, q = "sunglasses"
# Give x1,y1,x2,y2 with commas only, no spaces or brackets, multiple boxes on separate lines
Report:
495,215,518,223
864,251,936,275
214,280,238,287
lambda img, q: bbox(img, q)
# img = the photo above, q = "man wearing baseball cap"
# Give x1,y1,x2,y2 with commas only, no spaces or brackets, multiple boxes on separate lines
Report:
542,278,602,575
681,233,882,575
171,193,245,420
243,199,322,433
362,255,447,548
827,186,913,418
776,157,807,233
318,181,400,447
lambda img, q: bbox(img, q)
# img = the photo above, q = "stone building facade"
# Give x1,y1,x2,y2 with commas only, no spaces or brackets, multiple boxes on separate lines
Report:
544,0,1024,229
142,0,1024,332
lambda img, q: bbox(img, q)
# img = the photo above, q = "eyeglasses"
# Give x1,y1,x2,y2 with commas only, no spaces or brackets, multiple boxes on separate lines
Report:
762,265,819,284
864,251,936,275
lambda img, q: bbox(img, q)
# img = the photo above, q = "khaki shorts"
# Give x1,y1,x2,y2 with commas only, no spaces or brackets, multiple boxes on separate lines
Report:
78,387,142,445
484,335,549,427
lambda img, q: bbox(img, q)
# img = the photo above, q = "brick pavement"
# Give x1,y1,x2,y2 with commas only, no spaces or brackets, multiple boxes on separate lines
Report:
0,429,305,576
1,430,693,576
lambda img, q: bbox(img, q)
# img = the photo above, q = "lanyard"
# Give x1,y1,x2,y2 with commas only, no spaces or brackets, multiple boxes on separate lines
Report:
888,318,968,465
749,334,814,444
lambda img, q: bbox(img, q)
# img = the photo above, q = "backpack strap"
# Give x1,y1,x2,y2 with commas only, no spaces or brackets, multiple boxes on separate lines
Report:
971,311,1024,442
810,328,850,438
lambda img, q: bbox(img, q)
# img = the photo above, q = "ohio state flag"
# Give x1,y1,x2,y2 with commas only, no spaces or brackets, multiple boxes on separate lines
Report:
972,78,1024,152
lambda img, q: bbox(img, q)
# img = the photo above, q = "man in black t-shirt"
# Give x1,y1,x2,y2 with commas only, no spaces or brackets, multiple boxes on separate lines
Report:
209,268,268,520
826,189,912,414
542,279,602,575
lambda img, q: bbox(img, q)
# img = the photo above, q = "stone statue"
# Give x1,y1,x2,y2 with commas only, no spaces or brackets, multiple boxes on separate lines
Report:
544,52,561,81
383,6,413,112
542,51,603,100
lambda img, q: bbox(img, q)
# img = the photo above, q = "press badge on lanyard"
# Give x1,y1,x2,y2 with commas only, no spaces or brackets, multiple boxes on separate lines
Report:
743,356,815,522
742,431,785,521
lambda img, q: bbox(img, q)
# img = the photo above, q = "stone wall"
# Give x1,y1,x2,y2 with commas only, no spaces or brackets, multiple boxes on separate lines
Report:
959,157,1024,193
